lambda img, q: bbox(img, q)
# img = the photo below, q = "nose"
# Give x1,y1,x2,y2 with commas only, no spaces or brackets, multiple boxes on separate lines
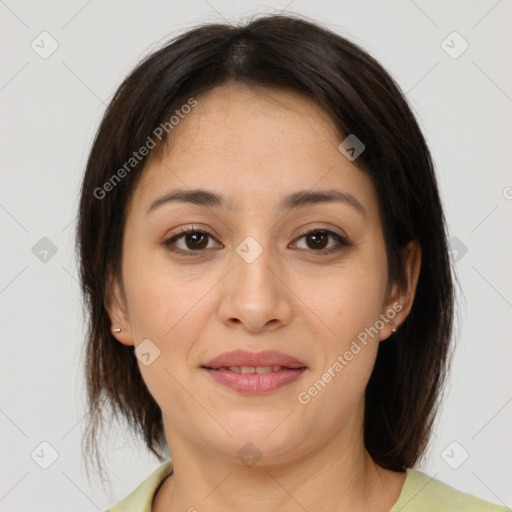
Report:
217,237,294,334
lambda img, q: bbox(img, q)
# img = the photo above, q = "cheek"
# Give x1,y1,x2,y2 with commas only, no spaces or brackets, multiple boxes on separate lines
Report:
295,271,385,432
125,271,203,343
295,255,388,397
121,261,207,421
120,235,195,337
308,263,388,340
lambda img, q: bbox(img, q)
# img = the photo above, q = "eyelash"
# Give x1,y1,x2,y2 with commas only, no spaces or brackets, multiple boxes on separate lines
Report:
162,225,352,257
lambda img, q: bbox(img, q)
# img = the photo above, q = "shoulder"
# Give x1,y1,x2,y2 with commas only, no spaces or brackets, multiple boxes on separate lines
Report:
390,468,510,512
104,460,173,512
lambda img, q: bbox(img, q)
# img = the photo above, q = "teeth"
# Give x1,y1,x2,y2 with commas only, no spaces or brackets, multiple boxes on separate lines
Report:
255,366,273,374
220,366,284,373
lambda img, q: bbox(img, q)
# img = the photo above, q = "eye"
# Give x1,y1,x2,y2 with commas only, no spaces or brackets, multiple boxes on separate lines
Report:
292,227,351,255
163,226,352,256
163,226,221,255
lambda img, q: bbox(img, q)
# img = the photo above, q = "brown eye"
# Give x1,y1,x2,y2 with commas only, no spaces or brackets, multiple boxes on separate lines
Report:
181,232,209,250
293,228,350,254
163,229,219,255
305,231,329,250
163,227,351,257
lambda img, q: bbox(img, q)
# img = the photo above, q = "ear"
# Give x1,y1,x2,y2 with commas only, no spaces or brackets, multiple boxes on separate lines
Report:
104,271,135,347
379,240,422,341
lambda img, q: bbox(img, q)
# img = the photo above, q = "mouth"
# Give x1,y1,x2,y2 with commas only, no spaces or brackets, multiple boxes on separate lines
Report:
201,350,308,394
202,349,307,370
208,365,297,374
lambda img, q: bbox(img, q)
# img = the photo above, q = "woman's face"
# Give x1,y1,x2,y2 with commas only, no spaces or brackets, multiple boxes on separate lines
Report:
108,84,415,464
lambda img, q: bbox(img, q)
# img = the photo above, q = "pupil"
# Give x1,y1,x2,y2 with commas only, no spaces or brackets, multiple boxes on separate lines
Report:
309,233,327,250
188,233,207,250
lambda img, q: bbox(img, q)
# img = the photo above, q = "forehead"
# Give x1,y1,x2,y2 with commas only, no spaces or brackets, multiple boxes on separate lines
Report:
171,84,339,155
127,84,378,217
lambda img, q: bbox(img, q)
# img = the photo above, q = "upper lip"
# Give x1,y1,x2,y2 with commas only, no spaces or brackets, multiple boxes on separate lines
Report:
202,350,307,369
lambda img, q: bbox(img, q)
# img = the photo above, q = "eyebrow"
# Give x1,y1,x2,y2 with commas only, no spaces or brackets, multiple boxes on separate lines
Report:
146,188,367,217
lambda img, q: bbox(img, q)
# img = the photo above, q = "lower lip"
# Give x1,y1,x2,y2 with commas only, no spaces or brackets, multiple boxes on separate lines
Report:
203,367,306,394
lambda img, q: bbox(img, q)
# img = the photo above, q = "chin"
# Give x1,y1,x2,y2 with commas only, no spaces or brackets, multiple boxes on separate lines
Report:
224,419,303,457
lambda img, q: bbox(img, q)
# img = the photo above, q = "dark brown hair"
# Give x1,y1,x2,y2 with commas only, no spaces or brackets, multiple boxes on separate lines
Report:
77,13,454,481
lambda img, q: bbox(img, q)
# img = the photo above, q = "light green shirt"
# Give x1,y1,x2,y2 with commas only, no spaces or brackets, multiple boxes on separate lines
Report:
106,459,509,511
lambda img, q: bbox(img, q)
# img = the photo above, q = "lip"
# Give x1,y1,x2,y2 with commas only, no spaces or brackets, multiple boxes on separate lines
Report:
203,367,307,394
202,349,307,370
201,350,308,395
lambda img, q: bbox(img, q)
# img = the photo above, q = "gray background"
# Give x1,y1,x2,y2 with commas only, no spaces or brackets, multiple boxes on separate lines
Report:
1,0,511,510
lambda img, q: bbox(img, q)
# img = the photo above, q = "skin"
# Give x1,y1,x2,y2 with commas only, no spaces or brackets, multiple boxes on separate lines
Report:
106,83,421,511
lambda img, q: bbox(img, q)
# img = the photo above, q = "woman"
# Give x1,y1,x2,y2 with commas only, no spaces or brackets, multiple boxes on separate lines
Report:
77,14,507,511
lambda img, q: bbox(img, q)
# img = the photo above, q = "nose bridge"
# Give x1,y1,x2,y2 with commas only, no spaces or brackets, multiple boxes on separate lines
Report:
230,203,278,274
232,230,279,299
217,224,293,331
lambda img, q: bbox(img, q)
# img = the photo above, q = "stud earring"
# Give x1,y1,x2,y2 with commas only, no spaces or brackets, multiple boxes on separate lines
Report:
112,327,122,333
389,320,397,333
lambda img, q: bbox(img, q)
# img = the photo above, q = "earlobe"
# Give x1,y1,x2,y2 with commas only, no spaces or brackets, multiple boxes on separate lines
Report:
110,327,133,347
104,273,135,347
